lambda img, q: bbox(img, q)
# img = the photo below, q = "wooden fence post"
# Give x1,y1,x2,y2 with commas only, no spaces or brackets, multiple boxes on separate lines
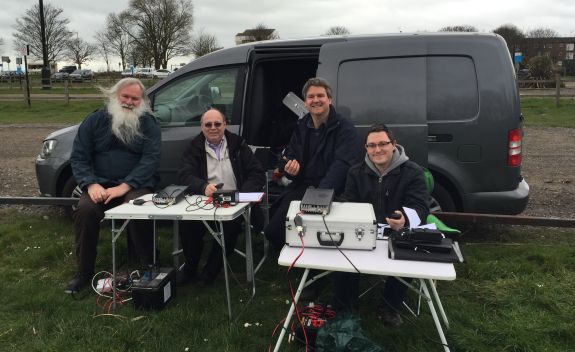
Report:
65,79,69,105
555,74,561,108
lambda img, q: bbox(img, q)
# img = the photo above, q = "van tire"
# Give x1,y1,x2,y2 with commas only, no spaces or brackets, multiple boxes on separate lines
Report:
62,177,82,218
431,182,457,212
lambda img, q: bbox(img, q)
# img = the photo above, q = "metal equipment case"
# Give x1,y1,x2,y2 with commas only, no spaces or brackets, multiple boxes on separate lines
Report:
285,201,377,250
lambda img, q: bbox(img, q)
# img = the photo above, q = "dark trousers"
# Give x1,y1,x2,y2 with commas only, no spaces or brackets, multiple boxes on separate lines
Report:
72,188,154,275
178,217,243,278
264,184,308,250
332,272,411,312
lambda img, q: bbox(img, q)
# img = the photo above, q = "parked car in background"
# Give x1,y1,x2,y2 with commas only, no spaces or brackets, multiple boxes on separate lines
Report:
51,72,70,82
0,71,24,82
69,69,93,82
59,65,77,74
153,69,172,78
134,67,154,78
121,68,134,77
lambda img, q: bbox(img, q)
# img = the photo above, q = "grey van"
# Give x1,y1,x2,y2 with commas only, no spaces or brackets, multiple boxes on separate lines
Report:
35,32,529,214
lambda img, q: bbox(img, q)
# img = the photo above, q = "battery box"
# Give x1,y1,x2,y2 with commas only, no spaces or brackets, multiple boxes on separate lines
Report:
132,267,176,310
286,201,377,250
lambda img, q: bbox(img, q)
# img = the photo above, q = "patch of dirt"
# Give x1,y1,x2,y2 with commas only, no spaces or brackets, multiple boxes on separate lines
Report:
0,125,574,219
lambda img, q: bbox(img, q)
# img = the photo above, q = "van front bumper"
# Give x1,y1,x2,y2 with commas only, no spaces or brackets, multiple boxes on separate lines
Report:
463,179,530,215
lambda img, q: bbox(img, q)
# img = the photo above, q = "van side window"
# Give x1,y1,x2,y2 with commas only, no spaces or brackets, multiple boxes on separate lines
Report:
428,56,478,121
337,57,426,125
152,67,239,125
336,56,478,124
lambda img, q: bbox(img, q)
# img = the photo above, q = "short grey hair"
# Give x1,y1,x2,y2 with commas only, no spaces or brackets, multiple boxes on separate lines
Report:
302,77,333,99
101,78,150,109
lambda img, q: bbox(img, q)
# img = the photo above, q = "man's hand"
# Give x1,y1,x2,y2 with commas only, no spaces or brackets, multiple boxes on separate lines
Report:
283,157,301,177
103,183,131,204
87,183,107,204
204,183,218,197
386,211,405,231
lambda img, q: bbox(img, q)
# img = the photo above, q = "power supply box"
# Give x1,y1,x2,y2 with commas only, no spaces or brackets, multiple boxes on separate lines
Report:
285,201,377,250
132,267,176,310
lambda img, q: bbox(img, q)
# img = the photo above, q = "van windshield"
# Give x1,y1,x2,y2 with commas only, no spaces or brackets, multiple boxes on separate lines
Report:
152,67,239,125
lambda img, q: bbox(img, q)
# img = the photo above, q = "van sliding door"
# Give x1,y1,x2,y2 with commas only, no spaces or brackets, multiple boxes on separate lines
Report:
317,39,428,167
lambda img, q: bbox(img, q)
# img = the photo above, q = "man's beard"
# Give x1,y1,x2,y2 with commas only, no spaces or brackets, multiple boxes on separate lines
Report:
107,99,149,145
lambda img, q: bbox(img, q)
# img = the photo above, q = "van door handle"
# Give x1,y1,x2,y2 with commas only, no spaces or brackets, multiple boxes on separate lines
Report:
428,134,453,142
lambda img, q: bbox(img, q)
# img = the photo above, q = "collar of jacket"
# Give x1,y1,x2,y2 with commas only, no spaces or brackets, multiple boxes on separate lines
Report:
301,105,341,132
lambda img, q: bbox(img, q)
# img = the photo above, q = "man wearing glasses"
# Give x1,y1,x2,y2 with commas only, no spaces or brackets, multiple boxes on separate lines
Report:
332,123,430,326
177,108,265,286
264,77,363,250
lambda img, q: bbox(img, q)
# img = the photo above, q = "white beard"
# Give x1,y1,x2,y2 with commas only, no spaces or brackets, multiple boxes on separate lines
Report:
107,99,148,145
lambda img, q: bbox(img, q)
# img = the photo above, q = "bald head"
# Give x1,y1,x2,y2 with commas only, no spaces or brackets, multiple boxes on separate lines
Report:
201,109,226,144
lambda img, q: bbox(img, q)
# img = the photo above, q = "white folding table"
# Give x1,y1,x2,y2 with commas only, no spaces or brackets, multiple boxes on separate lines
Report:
274,240,456,351
104,194,254,319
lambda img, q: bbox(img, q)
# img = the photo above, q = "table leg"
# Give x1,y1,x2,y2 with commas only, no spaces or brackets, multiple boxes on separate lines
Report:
420,279,450,352
429,279,449,329
218,221,233,320
243,207,255,297
111,219,130,309
273,268,310,352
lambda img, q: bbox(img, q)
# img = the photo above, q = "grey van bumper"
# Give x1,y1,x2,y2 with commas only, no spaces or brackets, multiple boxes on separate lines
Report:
463,179,530,215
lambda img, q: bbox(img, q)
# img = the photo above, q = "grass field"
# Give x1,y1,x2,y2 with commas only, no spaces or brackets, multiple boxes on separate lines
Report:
1,208,574,351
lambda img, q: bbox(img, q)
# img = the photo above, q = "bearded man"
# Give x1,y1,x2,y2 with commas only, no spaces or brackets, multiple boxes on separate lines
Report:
66,78,161,294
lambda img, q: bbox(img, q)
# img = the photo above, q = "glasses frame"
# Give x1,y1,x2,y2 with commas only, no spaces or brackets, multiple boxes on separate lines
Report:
365,141,393,150
204,122,223,128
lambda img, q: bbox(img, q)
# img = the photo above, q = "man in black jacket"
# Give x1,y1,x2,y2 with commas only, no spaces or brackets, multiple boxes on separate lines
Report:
264,77,363,250
177,108,265,285
333,123,429,326
66,78,161,294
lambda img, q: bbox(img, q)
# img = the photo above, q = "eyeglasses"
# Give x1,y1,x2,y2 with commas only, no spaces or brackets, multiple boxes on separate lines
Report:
204,122,223,128
365,141,393,149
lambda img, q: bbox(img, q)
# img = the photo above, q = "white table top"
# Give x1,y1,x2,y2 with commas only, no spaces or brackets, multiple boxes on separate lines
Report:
278,240,456,281
104,194,249,221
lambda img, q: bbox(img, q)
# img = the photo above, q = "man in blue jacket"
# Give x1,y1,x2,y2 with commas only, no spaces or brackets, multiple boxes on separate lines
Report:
66,78,161,294
264,77,363,249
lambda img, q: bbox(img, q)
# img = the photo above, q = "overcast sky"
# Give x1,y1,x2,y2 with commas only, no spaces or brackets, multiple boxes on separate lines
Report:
1,0,575,71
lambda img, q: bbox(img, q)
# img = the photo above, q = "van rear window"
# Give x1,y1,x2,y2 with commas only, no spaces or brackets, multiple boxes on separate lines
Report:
336,56,478,124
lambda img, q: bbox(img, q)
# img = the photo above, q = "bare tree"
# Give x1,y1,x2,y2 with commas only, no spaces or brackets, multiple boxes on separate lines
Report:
493,24,525,58
526,27,559,38
12,3,72,62
94,31,112,72
65,37,97,69
190,31,222,58
439,25,478,32
115,0,194,69
103,14,133,70
251,24,279,41
324,26,351,36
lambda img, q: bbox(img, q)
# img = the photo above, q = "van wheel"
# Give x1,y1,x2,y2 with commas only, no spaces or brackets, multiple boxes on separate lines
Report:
431,182,456,212
62,177,82,218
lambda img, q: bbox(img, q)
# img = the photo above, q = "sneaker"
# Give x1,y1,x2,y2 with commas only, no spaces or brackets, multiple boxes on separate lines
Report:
64,272,92,294
381,308,403,327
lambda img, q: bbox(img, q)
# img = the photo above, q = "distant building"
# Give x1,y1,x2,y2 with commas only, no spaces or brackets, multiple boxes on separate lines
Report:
235,28,278,45
507,37,575,65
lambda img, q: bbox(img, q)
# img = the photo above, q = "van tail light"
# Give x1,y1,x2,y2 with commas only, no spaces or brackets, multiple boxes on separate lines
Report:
507,128,522,167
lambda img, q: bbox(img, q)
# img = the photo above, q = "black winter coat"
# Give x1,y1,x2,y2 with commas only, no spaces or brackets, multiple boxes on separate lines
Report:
340,159,430,226
283,105,363,194
178,130,266,195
